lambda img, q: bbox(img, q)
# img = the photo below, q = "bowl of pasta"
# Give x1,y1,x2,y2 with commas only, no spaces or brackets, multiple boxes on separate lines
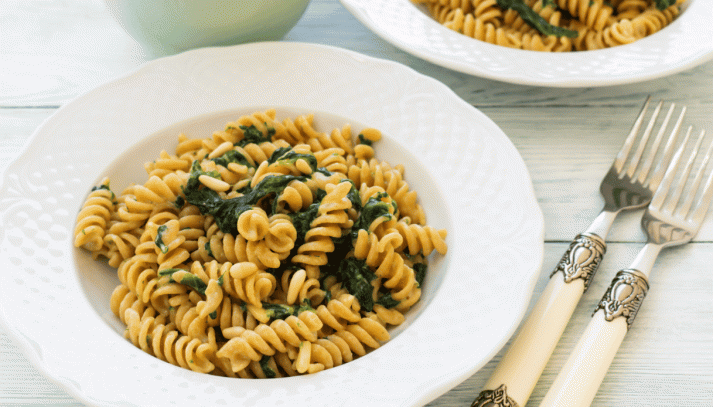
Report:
74,106,451,378
0,42,544,407
340,0,713,86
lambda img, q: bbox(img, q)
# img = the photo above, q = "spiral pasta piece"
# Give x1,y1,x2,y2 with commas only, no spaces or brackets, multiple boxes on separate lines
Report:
124,308,216,373
145,150,191,178
275,180,314,213
274,268,324,306
393,220,448,256
292,181,354,268
216,311,323,372
629,3,680,38
581,18,638,50
349,159,424,224
74,178,115,252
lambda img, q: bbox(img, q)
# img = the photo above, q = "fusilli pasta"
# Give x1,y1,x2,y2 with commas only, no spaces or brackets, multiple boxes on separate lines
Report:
413,0,687,51
74,109,448,377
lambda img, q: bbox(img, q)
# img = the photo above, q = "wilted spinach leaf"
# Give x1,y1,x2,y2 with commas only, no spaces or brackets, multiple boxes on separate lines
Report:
155,224,169,254
158,268,207,295
259,355,276,378
183,160,305,235
262,300,314,320
212,149,254,169
496,0,578,37
654,0,676,9
236,124,275,147
414,263,427,288
336,257,376,312
351,192,396,240
375,293,400,309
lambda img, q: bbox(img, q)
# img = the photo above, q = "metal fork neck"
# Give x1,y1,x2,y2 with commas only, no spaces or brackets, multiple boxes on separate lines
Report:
628,243,663,279
584,207,619,238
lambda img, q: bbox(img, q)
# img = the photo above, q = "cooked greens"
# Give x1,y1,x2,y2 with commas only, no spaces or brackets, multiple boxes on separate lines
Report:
155,224,169,254
235,124,275,147
159,268,208,295
654,0,677,10
335,257,377,312
496,0,578,37
183,159,306,235
350,192,396,240
262,300,315,320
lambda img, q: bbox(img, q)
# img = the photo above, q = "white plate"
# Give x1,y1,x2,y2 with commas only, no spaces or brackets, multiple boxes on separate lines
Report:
340,0,713,87
0,42,543,407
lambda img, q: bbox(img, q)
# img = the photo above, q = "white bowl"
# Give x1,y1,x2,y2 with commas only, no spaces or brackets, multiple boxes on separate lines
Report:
0,42,543,407
105,0,311,55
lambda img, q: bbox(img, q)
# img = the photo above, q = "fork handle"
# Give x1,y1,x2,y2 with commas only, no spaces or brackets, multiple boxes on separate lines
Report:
539,269,650,407
474,233,606,407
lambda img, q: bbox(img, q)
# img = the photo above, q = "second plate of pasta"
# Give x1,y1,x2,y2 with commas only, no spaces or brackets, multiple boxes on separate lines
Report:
340,0,713,86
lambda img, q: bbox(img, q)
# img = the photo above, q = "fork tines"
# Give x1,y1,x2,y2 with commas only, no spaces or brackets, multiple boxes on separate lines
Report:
619,97,686,191
652,125,713,223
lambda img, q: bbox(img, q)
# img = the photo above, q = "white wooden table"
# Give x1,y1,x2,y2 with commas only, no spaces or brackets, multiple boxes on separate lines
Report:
1,1,712,406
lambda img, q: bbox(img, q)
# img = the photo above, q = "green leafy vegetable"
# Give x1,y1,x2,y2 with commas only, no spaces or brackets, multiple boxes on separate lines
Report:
344,180,362,211
267,147,292,164
375,293,400,309
183,159,305,234
269,149,318,171
351,192,396,240
173,195,185,209
654,0,677,10
414,263,427,288
289,201,321,246
236,124,275,147
212,149,254,169
357,133,373,146
91,183,115,200
336,257,376,312
155,225,169,254
158,268,207,295
262,300,314,320
496,0,578,37
259,355,276,378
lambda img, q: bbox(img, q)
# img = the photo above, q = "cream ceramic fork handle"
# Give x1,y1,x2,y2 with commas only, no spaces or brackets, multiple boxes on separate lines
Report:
539,269,650,407
473,233,606,407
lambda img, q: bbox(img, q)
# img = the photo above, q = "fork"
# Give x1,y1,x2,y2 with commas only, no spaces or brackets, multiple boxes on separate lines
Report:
539,126,713,407
473,98,684,407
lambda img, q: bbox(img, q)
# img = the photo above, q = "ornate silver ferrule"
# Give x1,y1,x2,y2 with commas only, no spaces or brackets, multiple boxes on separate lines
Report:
472,384,519,407
594,268,649,330
551,232,607,291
